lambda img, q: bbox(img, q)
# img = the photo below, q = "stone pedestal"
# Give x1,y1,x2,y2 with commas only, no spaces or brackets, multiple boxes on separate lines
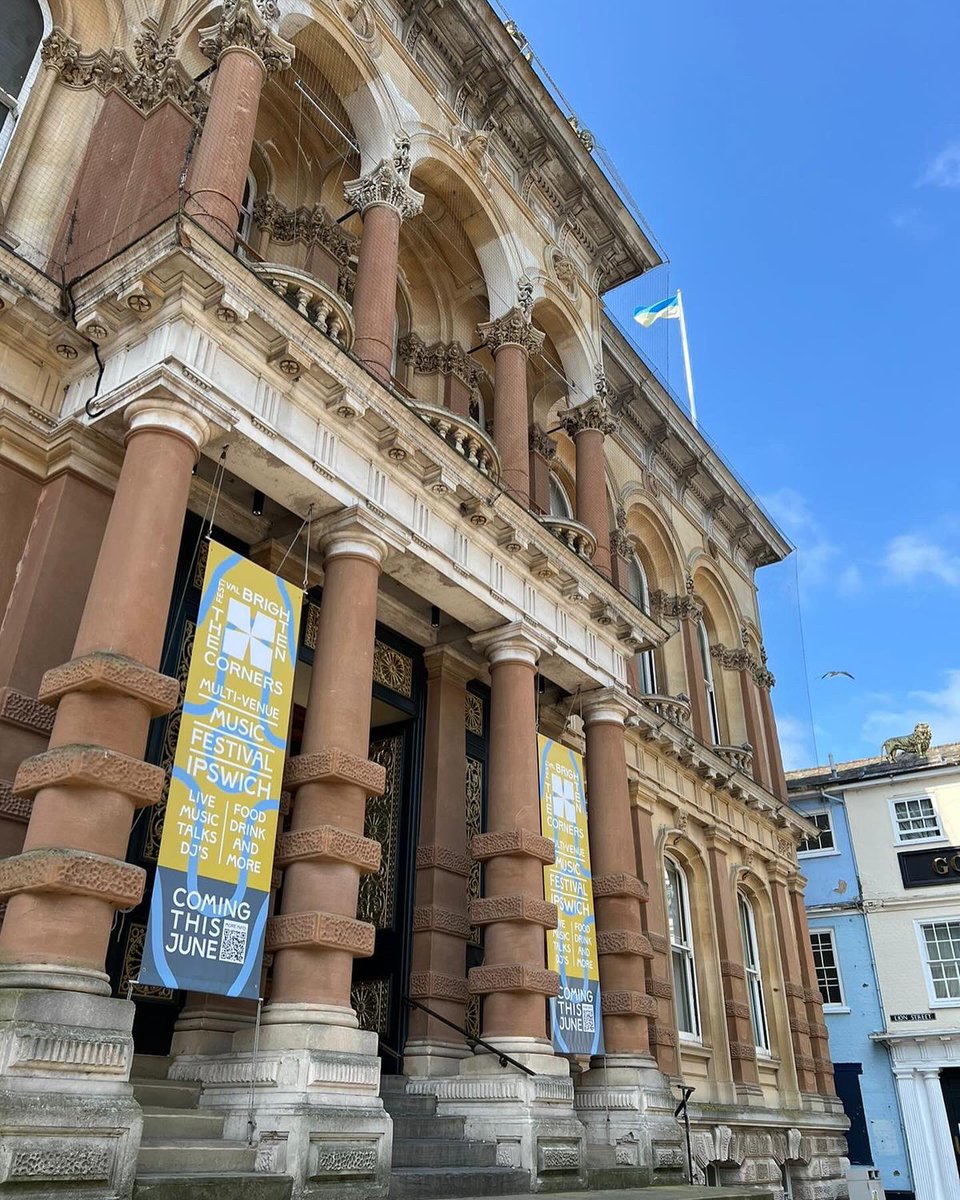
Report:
171,1015,391,1199
574,1054,684,1185
0,987,142,1199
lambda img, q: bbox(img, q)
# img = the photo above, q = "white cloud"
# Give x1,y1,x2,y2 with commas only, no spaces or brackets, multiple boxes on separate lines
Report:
919,141,960,189
775,713,817,772
760,488,856,595
862,669,960,751
883,533,960,587
890,207,937,242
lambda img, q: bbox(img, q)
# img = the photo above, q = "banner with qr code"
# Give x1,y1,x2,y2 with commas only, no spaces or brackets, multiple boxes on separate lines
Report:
139,541,300,999
538,735,604,1055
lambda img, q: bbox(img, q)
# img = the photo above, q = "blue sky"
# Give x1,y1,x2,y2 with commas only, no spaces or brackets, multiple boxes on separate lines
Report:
506,0,960,769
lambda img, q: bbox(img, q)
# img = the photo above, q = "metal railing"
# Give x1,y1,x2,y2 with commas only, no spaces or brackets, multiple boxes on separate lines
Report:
402,996,535,1076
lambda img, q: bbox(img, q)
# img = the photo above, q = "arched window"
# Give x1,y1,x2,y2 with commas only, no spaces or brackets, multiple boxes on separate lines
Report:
237,170,257,251
697,617,722,744
628,554,657,694
0,0,49,163
548,471,573,519
664,856,700,1039
738,892,770,1053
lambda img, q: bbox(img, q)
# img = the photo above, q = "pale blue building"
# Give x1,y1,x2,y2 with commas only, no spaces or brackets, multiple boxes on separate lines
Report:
788,769,914,1200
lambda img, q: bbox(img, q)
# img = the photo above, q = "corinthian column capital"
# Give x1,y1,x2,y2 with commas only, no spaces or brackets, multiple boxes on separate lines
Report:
477,307,545,357
344,135,425,219
559,396,619,438
199,0,294,74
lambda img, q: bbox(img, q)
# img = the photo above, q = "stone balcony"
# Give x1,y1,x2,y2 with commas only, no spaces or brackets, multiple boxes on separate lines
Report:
715,743,754,774
407,400,501,483
251,263,353,348
641,693,691,728
540,516,597,561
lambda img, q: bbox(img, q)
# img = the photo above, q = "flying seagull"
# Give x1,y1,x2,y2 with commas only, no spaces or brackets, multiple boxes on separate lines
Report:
821,670,855,680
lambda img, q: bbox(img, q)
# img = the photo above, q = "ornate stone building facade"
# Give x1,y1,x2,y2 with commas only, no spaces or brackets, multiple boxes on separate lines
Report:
0,0,847,1196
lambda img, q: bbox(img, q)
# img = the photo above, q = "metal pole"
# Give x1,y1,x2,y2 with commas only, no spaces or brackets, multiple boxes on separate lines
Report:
674,1084,695,1183
676,289,698,429
246,996,264,1146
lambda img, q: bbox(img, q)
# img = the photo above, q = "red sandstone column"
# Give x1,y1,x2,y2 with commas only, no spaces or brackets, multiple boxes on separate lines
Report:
345,141,424,384
186,1,292,247
0,399,208,990
562,400,617,579
267,508,398,1024
705,831,760,1088
769,869,818,1094
582,690,654,1055
528,426,555,515
631,796,679,1075
404,645,476,1076
675,596,711,740
467,622,558,1052
789,874,838,1097
478,309,544,505
759,681,788,800
738,669,770,788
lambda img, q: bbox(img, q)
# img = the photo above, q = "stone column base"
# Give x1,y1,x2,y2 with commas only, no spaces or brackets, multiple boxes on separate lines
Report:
402,1038,473,1078
170,1021,391,1200
0,986,142,1199
409,1046,586,1192
574,1054,684,1186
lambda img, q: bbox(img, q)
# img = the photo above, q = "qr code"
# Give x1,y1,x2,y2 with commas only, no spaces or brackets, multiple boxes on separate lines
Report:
581,1004,595,1033
219,919,248,964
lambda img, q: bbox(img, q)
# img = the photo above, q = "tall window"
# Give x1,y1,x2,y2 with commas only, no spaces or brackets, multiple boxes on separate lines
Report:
548,471,573,519
809,929,845,1008
797,811,836,856
0,0,48,162
237,170,257,250
738,893,770,1053
920,920,960,1003
892,796,943,844
665,857,700,1038
628,554,657,694
697,617,722,743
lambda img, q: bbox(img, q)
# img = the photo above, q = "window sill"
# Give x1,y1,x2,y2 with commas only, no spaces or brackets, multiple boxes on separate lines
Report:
798,849,841,860
823,1005,850,1014
896,836,948,848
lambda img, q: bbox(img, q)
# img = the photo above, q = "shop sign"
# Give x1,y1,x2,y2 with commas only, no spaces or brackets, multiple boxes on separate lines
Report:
898,845,960,889
139,541,300,998
538,735,604,1055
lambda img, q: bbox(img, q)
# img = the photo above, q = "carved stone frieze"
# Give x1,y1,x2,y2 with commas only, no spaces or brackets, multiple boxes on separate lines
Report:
7,1147,112,1182
283,747,386,796
397,333,487,393
253,193,357,270
528,425,557,460
725,1000,751,1020
471,828,555,864
596,929,654,958
592,872,648,901
14,743,166,808
415,843,472,876
265,910,375,956
0,847,144,907
0,779,32,823
198,0,293,73
719,958,746,980
39,652,180,716
601,989,658,1016
412,905,472,938
468,963,560,996
468,894,558,928
647,975,673,999
649,1023,677,1047
651,589,703,623
477,307,545,357
0,687,55,734
274,824,381,873
344,135,424,219
40,25,209,122
311,1147,379,1180
408,971,469,1001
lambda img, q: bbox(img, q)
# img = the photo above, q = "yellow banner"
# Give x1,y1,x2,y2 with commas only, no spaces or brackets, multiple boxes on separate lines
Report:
140,541,300,998
539,734,604,1054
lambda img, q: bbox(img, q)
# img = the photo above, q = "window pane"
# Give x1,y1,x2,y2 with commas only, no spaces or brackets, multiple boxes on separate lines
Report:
798,812,835,855
923,922,960,999
895,797,941,841
810,930,843,1005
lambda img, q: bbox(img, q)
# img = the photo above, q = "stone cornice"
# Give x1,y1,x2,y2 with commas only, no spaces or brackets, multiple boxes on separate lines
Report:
397,333,486,392
477,307,545,357
198,0,293,74
40,25,208,122
252,194,357,266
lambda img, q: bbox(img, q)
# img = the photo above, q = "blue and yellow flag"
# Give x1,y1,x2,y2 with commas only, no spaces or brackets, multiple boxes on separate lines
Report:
633,294,680,327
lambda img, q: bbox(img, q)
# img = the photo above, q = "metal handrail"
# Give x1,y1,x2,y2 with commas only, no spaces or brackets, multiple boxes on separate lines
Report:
402,995,535,1076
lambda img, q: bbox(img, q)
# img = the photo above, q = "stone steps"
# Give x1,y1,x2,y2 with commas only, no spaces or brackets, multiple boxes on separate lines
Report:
389,1167,530,1199
392,1114,467,1140
133,1080,203,1109
141,1108,227,1140
133,1174,293,1200
392,1138,498,1168
137,1138,259,1175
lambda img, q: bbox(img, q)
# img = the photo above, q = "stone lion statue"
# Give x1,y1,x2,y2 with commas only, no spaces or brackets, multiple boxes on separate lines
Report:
882,723,932,761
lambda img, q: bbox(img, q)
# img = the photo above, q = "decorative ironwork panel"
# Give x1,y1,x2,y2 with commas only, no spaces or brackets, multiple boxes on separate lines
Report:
303,601,321,651
352,978,390,1036
120,922,175,1001
144,619,195,862
464,991,481,1041
466,756,483,943
465,692,483,736
372,642,413,698
192,539,209,589
358,734,402,928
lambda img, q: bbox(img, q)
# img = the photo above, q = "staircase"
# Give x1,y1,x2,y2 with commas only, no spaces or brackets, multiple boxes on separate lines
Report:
131,1055,292,1200
382,1076,529,1198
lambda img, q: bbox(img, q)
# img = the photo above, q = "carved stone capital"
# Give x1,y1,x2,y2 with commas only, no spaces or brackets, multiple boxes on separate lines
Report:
199,0,293,74
710,643,756,673
651,590,703,623
477,307,545,357
397,333,486,391
528,425,557,460
344,146,424,219
609,528,633,558
41,24,209,122
560,397,619,438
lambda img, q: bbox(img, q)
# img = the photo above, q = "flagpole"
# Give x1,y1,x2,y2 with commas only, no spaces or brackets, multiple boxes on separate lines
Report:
676,289,698,428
